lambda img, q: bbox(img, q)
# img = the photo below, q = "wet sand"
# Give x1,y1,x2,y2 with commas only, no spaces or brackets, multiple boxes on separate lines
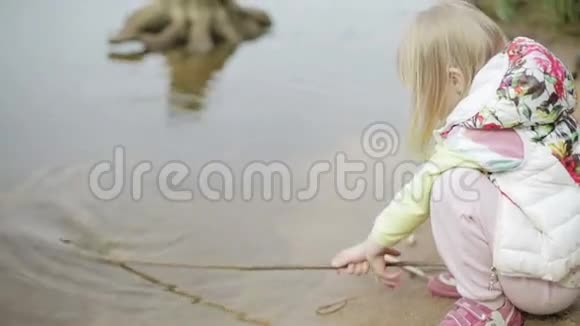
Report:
0,0,578,325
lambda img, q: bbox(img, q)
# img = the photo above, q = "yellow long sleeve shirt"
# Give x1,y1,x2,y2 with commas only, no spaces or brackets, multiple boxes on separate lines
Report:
369,126,525,247
369,143,482,247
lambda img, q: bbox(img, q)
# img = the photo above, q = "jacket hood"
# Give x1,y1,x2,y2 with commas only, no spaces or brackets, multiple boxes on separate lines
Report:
443,37,579,183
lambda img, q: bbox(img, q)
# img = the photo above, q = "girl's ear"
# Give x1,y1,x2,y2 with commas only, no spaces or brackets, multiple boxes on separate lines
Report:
448,67,466,96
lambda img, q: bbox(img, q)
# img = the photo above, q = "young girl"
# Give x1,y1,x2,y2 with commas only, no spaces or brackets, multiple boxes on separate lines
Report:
331,1,580,325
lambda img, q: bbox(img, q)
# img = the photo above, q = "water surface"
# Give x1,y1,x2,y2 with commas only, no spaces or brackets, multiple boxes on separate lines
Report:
0,1,449,325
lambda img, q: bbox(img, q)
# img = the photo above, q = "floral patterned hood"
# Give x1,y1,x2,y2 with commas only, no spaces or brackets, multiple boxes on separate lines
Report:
458,37,579,184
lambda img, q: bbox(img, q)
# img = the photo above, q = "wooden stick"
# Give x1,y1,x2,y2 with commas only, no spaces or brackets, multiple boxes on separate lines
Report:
96,257,446,272
60,239,446,273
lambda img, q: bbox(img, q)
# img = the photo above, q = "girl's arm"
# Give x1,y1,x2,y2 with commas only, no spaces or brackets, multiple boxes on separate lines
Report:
369,127,524,248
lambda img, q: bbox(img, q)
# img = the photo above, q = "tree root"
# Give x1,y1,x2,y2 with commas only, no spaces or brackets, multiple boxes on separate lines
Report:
109,0,271,54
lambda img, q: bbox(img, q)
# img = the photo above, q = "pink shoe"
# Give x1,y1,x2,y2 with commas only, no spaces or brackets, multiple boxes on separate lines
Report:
440,298,524,326
429,272,461,299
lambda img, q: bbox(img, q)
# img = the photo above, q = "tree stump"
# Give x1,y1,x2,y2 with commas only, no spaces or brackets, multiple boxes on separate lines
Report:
109,0,271,54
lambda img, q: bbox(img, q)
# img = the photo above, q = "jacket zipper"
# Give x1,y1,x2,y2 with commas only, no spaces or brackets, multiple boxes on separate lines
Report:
488,266,499,291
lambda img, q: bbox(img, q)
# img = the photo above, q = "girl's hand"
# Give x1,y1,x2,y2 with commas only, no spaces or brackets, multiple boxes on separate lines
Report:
365,239,402,288
331,242,370,276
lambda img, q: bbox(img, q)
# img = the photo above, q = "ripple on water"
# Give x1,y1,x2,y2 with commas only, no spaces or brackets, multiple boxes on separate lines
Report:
0,163,298,326
0,164,204,325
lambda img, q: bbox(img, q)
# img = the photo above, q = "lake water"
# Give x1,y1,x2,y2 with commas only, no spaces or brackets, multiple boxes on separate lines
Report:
0,1,455,325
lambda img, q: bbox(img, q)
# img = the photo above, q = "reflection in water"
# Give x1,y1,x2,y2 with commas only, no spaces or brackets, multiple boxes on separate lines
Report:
166,45,236,110
109,44,236,110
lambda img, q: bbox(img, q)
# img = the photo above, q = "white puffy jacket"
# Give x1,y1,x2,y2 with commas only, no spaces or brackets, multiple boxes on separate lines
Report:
440,37,580,287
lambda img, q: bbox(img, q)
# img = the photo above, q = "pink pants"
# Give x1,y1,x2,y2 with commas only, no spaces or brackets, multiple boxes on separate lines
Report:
430,168,579,315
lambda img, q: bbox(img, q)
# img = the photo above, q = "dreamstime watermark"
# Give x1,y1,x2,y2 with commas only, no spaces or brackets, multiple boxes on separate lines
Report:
88,122,480,203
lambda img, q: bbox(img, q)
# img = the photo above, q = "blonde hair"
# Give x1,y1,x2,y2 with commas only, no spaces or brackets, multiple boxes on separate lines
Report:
398,0,507,153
